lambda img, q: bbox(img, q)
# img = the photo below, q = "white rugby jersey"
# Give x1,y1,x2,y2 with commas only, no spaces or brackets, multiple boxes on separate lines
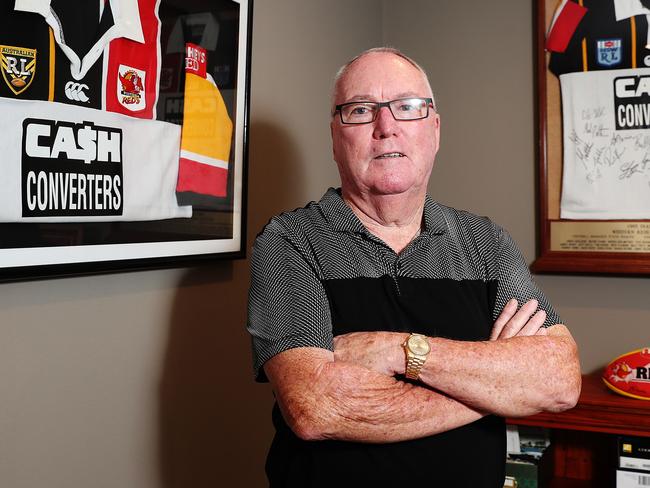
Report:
0,97,191,222
3,0,235,211
560,68,650,219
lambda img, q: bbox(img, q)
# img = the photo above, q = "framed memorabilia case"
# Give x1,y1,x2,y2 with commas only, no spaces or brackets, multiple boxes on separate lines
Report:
533,0,650,275
0,0,252,281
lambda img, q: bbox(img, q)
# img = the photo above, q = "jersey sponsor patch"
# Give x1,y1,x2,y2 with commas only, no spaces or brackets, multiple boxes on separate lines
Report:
596,39,622,67
614,74,650,130
21,118,124,217
117,64,146,111
1,45,36,95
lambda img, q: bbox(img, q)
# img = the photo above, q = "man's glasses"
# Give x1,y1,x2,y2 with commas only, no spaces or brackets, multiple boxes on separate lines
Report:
334,97,434,125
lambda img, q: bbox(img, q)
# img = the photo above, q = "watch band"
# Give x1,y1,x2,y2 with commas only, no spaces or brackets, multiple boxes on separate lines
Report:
405,354,427,380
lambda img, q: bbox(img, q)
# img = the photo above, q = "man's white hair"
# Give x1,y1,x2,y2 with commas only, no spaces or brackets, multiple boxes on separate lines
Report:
331,47,437,114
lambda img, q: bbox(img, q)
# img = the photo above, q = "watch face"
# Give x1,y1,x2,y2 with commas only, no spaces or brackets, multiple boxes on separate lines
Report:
408,335,430,355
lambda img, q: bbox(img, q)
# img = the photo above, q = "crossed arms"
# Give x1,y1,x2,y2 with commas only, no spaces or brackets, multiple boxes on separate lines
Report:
263,298,581,444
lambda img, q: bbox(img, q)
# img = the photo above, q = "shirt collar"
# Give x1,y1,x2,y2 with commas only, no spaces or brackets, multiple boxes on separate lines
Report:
14,0,144,43
319,187,448,236
14,0,144,80
615,0,650,21
111,0,145,44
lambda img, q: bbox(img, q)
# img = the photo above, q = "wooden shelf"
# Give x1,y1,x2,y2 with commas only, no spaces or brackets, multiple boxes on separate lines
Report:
509,373,650,437
507,373,650,485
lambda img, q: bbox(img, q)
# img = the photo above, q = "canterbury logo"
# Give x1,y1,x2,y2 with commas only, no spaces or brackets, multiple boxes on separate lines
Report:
64,81,89,102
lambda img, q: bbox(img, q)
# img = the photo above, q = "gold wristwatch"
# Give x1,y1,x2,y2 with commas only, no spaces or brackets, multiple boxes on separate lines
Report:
402,333,431,381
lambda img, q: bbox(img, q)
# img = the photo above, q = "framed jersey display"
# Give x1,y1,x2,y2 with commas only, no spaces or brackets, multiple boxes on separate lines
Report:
0,0,252,280
532,0,650,275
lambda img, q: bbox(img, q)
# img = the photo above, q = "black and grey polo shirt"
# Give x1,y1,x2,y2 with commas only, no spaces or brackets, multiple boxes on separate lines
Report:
247,187,561,488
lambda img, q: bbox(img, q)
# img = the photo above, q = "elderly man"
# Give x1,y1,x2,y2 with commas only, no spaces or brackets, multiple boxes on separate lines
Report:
247,47,581,487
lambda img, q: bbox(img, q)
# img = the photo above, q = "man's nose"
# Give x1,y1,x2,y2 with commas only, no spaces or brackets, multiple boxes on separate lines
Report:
372,105,399,139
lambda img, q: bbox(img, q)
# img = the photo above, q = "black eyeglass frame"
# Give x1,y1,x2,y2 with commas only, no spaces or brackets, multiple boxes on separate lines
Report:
333,97,435,125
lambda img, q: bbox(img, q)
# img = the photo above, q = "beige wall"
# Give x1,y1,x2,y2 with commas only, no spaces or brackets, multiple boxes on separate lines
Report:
2,1,648,487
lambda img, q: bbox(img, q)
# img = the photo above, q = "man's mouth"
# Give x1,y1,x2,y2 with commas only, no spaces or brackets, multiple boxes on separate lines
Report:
375,152,405,159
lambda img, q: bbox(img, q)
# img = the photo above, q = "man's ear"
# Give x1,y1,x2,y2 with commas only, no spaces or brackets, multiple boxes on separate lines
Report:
430,114,440,155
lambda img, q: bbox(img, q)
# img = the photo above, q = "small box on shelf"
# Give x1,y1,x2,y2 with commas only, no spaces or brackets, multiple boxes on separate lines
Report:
619,436,650,473
617,436,650,488
505,426,553,488
616,469,650,488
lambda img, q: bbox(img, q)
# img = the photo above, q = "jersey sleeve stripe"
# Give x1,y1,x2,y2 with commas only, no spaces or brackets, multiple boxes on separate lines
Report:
179,149,229,170
631,17,637,68
177,158,228,197
48,26,55,101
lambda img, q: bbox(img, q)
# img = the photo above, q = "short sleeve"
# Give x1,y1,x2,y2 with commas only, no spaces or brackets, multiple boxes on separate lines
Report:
247,227,334,382
492,225,563,327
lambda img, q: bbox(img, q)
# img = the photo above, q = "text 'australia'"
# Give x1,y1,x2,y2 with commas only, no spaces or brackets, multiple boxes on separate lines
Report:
21,118,124,217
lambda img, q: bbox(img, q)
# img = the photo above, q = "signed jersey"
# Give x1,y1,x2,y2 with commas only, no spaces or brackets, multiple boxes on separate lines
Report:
559,68,650,219
548,0,650,75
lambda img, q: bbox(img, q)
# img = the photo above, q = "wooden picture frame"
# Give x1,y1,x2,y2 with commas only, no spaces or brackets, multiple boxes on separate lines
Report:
0,0,252,281
532,0,650,275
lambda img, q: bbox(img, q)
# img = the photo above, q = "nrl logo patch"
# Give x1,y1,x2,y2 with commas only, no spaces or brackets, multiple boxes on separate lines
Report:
117,64,146,111
1,45,36,95
596,39,622,67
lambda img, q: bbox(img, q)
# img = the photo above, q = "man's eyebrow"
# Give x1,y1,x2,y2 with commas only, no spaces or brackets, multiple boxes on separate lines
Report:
340,94,376,103
340,92,424,103
394,91,421,99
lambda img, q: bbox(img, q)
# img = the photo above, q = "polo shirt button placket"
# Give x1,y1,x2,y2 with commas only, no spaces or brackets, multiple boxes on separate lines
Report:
392,258,402,295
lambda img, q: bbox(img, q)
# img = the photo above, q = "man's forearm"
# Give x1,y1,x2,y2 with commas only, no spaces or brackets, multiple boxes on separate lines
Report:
418,326,580,417
334,301,581,418
266,347,484,443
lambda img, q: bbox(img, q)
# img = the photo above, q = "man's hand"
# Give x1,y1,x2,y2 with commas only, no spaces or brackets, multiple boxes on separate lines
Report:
333,331,404,376
489,299,549,340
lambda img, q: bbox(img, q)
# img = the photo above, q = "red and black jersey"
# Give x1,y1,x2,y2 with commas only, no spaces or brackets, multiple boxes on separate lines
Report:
548,0,650,76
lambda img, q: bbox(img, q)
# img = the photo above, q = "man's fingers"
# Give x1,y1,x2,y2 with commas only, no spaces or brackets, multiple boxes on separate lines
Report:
490,299,518,340
517,309,547,336
498,299,539,339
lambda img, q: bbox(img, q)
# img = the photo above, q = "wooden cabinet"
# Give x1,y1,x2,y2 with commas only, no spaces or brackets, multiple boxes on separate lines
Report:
508,373,650,487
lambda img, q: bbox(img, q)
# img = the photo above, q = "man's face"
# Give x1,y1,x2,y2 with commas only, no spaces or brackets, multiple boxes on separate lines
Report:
331,52,440,199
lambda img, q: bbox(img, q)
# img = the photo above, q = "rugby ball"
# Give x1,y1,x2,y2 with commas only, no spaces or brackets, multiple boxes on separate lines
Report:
602,348,650,400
